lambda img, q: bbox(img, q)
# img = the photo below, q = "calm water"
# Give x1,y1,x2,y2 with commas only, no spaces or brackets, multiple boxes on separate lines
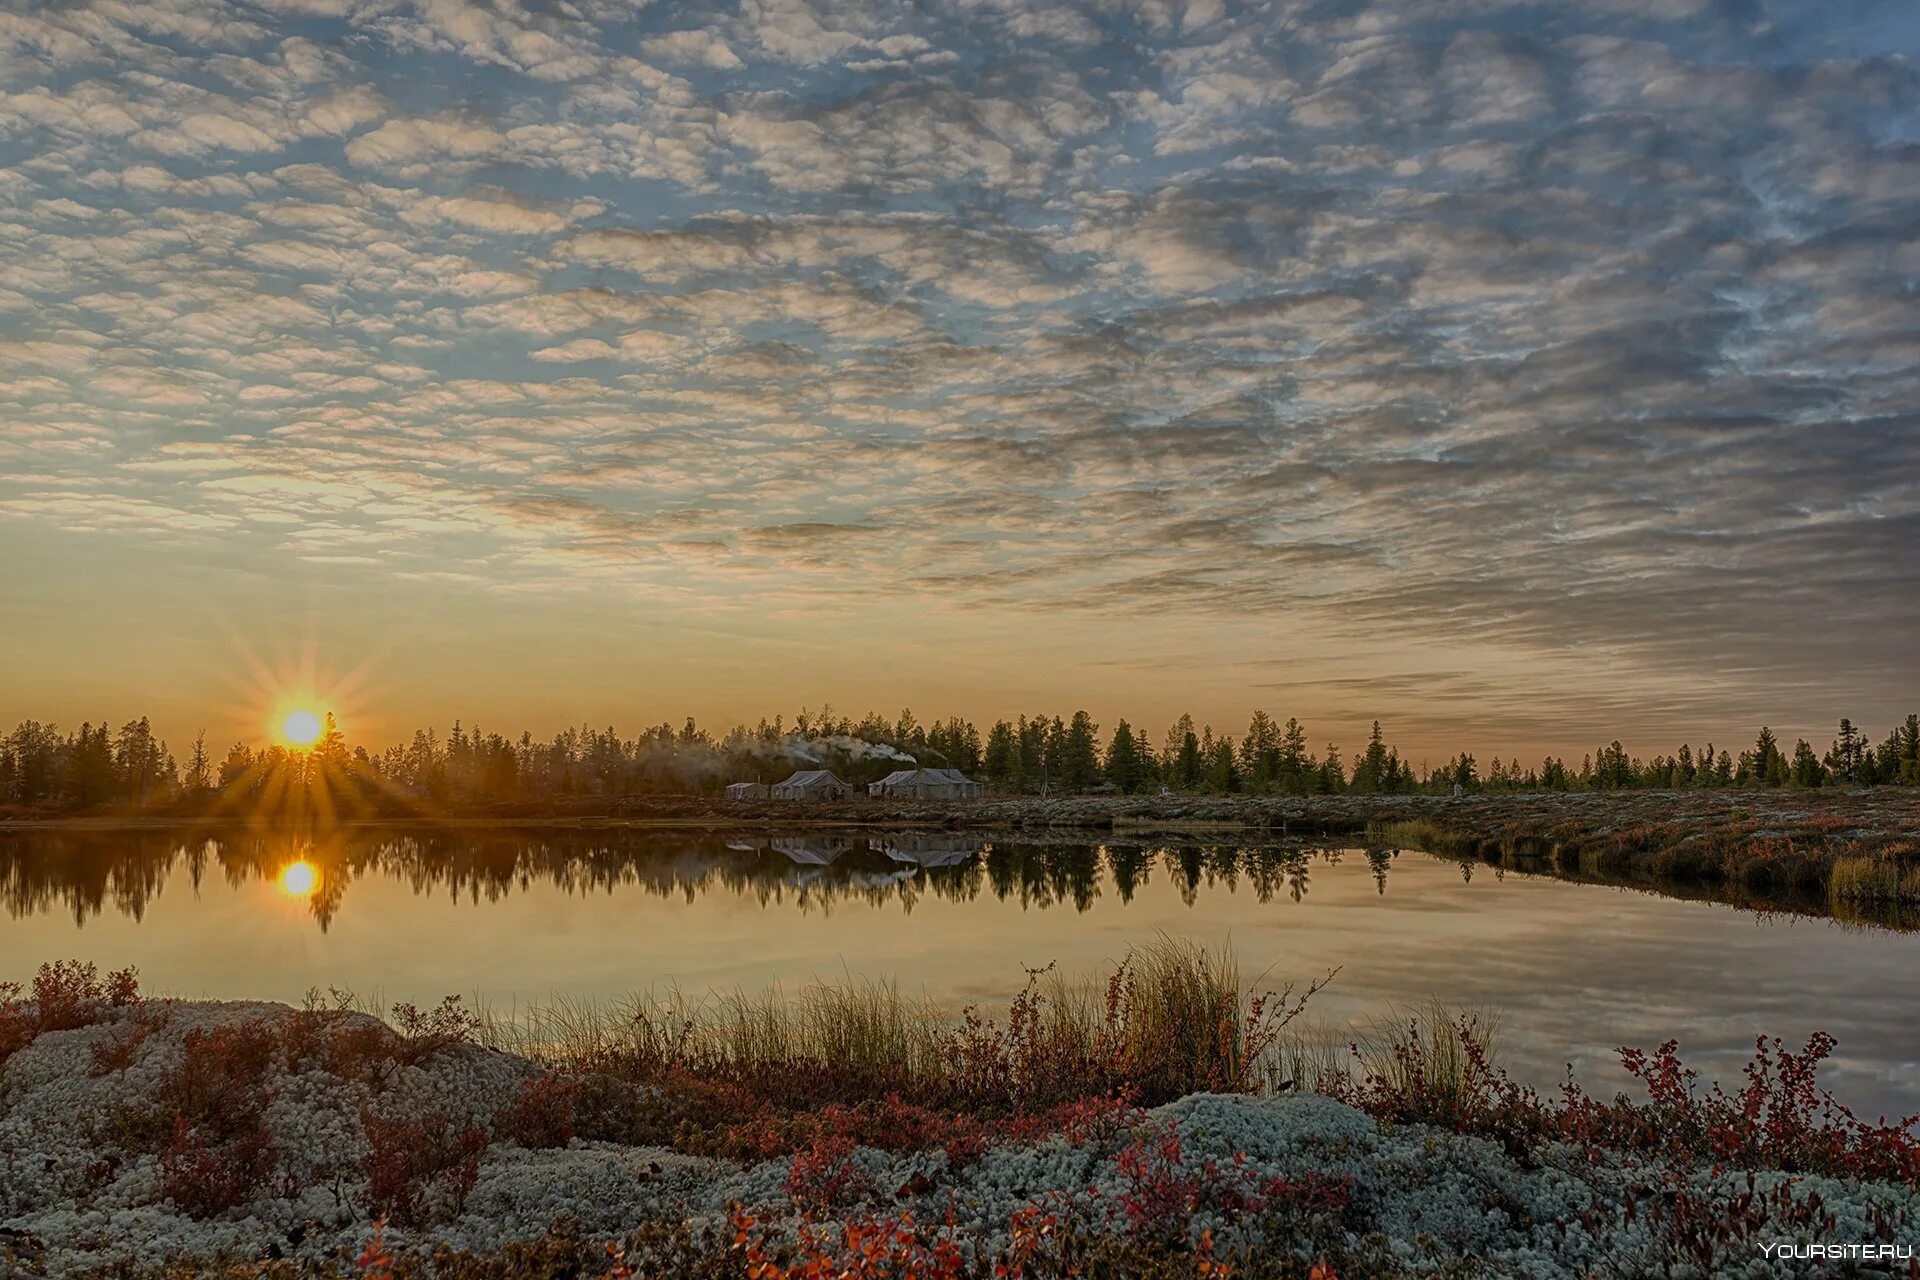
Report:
4,825,1917,1119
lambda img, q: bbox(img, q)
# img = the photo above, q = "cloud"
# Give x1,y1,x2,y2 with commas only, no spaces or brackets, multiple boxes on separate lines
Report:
643,28,745,70
343,115,505,175
0,0,1916,746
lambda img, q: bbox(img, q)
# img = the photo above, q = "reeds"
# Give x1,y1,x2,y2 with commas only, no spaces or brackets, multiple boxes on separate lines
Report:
474,937,1325,1112
1828,853,1920,906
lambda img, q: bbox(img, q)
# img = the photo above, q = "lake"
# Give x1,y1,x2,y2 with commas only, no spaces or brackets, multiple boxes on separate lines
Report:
4,824,1916,1120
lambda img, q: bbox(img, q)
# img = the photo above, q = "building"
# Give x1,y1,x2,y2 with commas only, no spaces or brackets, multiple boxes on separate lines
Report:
866,767,984,799
724,781,770,801
770,769,850,801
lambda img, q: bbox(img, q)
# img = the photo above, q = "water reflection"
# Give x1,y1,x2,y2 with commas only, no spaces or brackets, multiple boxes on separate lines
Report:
0,826,1905,932
2,827,1374,931
277,859,319,899
2,824,1916,1119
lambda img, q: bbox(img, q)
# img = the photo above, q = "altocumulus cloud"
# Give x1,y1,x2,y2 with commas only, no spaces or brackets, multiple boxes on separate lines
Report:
0,0,1917,726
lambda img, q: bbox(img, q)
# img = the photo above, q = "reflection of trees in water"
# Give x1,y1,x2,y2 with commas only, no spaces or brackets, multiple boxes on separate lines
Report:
8,829,1902,932
0,829,1350,930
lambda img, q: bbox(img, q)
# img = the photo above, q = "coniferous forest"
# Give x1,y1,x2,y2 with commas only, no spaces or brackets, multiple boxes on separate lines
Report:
3,707,1917,814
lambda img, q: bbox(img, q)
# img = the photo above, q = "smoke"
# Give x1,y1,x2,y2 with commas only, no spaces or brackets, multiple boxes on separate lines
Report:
735,734,915,766
821,735,916,764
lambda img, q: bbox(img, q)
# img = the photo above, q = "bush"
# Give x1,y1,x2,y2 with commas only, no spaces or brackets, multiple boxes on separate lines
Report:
491,1073,579,1149
362,1107,488,1227
158,1116,282,1219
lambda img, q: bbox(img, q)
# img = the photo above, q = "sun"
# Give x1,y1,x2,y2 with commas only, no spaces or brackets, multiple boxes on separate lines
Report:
280,709,323,749
278,860,319,897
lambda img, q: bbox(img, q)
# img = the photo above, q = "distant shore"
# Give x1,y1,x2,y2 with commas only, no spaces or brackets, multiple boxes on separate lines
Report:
7,783,1918,831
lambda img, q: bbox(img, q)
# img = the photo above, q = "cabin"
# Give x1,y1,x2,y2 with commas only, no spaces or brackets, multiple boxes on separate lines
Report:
866,767,984,799
724,781,770,801
770,769,850,801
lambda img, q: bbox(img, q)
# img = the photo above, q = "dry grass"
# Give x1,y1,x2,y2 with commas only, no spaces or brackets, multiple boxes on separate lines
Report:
1828,853,1920,906
1275,999,1502,1104
473,937,1325,1111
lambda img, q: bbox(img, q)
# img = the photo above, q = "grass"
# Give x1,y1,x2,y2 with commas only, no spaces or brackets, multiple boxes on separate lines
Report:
1327,1000,1500,1107
474,937,1328,1122
1829,851,1920,905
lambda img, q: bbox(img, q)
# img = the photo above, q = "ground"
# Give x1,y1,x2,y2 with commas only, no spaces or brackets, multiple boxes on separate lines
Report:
3,997,1916,1279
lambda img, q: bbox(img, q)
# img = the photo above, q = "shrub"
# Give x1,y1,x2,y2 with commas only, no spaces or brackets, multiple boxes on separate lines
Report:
158,1115,282,1219
1111,1121,1352,1248
1,961,141,1071
783,1133,878,1217
491,1073,579,1149
391,995,478,1062
361,1107,488,1227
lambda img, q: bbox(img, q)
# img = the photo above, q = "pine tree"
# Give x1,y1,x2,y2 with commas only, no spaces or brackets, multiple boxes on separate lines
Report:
1277,717,1309,793
1789,738,1826,788
1353,721,1391,793
1104,720,1144,793
1750,726,1784,786
1203,736,1239,793
184,732,211,793
1237,711,1280,792
1061,711,1101,791
1317,742,1344,793
984,720,1018,791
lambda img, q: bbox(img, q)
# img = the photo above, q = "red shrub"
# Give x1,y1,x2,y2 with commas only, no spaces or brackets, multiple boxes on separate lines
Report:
729,1206,965,1280
87,1017,159,1076
0,982,30,1069
362,1107,488,1226
1111,1122,1351,1246
493,1073,580,1149
1326,1016,1920,1189
784,1133,874,1216
33,960,107,1031
355,1217,395,1280
158,1115,281,1218
113,1015,281,1154
1,962,142,1070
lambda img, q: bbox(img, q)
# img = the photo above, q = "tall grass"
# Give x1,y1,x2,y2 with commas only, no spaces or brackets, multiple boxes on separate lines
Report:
1828,853,1920,906
475,938,1328,1113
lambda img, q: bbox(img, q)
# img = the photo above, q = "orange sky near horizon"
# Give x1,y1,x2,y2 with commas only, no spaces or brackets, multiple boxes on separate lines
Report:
2,524,1877,770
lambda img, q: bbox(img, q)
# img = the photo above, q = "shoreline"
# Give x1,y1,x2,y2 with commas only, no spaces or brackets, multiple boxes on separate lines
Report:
3,975,1916,1279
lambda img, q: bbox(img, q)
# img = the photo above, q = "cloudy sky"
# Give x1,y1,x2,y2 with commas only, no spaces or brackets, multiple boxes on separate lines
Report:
2,0,1917,760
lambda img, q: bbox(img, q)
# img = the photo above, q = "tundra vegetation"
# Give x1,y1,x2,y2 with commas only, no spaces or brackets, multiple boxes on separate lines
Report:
2,948,1917,1279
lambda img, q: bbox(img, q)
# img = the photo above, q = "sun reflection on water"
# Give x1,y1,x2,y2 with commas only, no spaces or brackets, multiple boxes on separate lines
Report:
277,860,319,898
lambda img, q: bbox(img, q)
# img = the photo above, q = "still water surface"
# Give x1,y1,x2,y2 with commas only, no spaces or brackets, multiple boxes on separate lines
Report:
3,825,1916,1118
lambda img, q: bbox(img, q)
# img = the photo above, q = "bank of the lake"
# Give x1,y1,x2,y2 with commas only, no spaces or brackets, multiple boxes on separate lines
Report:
3,961,1918,1279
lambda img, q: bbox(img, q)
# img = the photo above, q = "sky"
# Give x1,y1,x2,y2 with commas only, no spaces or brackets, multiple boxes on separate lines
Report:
1,0,1918,764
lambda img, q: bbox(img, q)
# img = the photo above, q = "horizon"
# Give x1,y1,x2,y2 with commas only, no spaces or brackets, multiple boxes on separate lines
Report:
5,0,1920,774
3,691,1902,780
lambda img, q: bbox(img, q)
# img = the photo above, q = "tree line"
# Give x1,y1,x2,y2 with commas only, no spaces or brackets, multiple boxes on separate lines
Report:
2,706,1917,813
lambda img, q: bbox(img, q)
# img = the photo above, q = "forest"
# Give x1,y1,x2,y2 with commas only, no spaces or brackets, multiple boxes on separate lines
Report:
2,705,1917,815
